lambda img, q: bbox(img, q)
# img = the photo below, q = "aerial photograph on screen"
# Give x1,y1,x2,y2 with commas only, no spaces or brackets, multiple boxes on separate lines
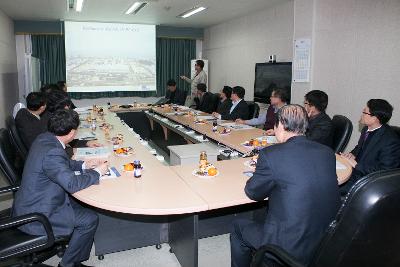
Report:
65,22,156,92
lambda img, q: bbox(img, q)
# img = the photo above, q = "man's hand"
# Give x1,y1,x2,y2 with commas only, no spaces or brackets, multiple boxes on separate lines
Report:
84,158,106,169
86,140,103,147
180,75,187,80
212,112,220,118
265,129,275,136
340,152,356,160
340,154,357,168
95,162,110,176
235,119,245,124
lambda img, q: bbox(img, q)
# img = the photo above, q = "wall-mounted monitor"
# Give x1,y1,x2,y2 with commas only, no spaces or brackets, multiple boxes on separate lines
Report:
254,62,292,104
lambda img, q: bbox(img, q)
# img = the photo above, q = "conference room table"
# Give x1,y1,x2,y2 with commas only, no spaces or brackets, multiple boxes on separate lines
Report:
73,105,352,267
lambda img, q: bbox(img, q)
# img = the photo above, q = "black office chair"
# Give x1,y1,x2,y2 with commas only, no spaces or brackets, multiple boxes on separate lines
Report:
331,115,353,153
210,93,220,113
0,184,68,267
6,116,28,161
251,169,400,267
390,125,400,139
0,128,23,187
247,102,260,120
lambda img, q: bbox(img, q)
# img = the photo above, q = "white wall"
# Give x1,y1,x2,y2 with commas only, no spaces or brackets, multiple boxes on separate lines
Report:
293,0,400,149
0,9,18,128
203,1,294,100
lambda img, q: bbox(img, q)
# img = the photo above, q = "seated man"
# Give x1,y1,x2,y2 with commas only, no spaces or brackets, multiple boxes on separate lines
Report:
340,99,400,194
13,109,109,267
212,86,249,120
165,79,186,106
304,90,333,147
15,92,47,149
40,90,101,149
216,86,233,117
231,104,340,267
236,88,288,130
195,83,215,113
57,80,77,109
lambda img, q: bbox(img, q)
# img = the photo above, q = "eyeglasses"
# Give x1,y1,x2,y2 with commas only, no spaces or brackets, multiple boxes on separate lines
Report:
362,111,373,116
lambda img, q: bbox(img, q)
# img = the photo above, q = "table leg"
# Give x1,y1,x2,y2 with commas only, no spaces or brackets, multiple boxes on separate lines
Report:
148,118,154,130
161,125,169,141
169,214,198,267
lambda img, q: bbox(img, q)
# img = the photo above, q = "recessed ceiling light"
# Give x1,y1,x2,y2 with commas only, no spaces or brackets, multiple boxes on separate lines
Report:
178,6,207,18
125,2,148,15
76,0,84,12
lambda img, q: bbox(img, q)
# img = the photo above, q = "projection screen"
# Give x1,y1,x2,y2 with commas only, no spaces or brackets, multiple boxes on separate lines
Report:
65,21,156,92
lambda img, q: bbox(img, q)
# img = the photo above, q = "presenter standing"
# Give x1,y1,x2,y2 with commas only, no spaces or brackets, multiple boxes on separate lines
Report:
180,59,207,106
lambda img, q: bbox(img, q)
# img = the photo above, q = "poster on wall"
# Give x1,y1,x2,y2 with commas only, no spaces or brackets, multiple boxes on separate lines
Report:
293,38,311,83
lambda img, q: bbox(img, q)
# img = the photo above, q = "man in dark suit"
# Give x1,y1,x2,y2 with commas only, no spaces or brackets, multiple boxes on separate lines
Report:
165,79,186,105
15,92,47,149
213,86,249,120
216,86,233,117
195,83,216,113
304,90,333,147
231,104,340,267
340,99,400,194
13,109,109,267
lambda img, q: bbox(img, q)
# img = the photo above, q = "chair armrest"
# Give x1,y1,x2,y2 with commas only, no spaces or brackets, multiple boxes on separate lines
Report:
250,244,305,267
0,185,19,195
0,213,55,246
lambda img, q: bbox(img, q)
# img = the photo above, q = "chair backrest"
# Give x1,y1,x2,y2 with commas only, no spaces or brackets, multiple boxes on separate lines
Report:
12,103,25,119
331,115,353,153
209,93,220,113
0,129,23,186
311,169,400,267
390,125,400,139
5,116,28,161
246,101,260,120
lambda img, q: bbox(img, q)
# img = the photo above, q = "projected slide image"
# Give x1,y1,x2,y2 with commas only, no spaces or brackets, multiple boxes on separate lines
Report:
65,22,156,92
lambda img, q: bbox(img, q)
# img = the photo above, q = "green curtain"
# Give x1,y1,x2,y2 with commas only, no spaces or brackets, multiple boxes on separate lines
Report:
31,35,196,100
156,38,195,97
31,35,66,85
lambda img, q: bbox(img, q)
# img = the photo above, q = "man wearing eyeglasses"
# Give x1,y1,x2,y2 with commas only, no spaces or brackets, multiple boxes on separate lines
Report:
340,99,400,195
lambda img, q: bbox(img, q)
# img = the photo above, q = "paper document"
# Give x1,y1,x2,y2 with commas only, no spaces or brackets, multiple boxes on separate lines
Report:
75,147,110,159
197,115,215,120
100,167,121,180
76,131,96,140
219,122,254,130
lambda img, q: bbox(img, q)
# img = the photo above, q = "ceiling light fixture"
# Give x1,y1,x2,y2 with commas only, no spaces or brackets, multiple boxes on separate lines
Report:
75,0,84,12
178,6,207,18
125,2,148,15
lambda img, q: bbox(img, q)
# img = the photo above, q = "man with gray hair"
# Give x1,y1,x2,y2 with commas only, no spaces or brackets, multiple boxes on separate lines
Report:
230,105,340,267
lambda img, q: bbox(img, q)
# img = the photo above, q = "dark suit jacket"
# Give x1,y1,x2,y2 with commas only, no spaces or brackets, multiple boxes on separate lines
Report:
12,132,100,236
196,92,215,114
350,125,400,181
15,108,47,149
306,112,333,147
245,136,340,265
41,110,87,148
216,98,232,117
221,99,249,120
166,88,186,106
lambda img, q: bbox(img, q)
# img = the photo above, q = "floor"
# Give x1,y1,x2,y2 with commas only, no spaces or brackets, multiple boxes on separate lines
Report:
0,175,232,267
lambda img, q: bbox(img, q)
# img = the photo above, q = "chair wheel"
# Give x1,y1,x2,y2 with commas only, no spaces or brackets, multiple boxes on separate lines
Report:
98,255,104,260
155,244,162,249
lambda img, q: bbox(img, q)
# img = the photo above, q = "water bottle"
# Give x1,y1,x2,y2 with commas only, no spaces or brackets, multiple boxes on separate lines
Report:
91,120,96,132
133,160,142,178
212,120,218,132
